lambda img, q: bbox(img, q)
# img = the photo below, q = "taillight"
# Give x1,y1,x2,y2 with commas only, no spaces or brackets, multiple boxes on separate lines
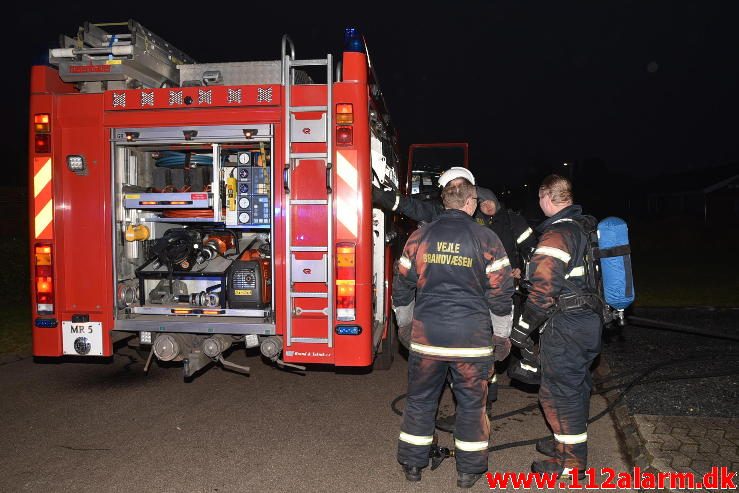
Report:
35,134,51,153
336,243,356,321
34,244,54,314
336,104,353,146
34,113,50,133
336,103,353,124
336,126,353,145
34,113,51,153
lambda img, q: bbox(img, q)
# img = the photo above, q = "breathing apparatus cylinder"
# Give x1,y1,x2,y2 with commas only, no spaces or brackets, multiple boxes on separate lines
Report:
597,217,635,310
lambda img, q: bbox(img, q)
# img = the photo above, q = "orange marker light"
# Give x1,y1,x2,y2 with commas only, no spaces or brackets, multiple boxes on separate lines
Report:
34,113,50,132
336,103,353,124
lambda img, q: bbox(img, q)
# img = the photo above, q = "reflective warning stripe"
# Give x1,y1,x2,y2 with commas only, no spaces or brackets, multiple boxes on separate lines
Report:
34,159,52,198
399,256,412,269
517,227,533,244
33,157,53,240
336,151,359,238
410,343,493,358
399,431,434,446
486,257,510,273
552,218,574,224
565,266,585,279
534,246,571,263
392,194,400,211
455,438,489,452
35,200,54,239
518,317,530,329
489,374,497,384
520,362,539,373
554,432,587,444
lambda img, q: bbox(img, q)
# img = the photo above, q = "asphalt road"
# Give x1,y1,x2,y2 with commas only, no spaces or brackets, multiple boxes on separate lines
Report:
0,345,631,492
602,307,739,418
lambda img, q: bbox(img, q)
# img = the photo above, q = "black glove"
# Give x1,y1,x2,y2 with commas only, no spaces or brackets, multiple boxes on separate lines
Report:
507,355,541,385
510,304,548,351
372,185,399,211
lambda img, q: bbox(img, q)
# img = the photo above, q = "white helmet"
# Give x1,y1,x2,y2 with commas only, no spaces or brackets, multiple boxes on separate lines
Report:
438,166,475,187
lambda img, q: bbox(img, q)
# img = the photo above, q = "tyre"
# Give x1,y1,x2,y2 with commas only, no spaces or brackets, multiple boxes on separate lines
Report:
373,315,398,370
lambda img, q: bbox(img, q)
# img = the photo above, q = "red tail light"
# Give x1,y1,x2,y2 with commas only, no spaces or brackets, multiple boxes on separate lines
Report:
336,126,353,145
336,103,353,146
336,243,356,321
34,113,52,153
35,134,51,153
34,244,54,313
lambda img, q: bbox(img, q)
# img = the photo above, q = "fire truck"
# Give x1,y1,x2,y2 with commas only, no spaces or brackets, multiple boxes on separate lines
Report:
29,21,403,377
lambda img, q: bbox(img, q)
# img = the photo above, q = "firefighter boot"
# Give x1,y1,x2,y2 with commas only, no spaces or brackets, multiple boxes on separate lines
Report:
535,436,556,457
457,472,484,489
401,464,423,482
531,442,587,480
531,459,586,481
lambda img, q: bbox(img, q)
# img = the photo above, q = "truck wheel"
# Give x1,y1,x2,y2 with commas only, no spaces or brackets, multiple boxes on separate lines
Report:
373,315,398,370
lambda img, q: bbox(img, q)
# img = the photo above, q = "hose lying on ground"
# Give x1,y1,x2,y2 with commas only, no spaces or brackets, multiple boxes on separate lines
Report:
627,316,739,342
390,351,739,452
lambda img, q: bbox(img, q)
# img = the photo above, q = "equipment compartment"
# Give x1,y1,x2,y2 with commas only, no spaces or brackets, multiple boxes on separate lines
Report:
112,125,275,326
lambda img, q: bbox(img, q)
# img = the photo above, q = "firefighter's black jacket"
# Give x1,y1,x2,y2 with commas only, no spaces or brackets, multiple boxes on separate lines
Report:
523,204,598,326
474,209,536,270
393,209,514,362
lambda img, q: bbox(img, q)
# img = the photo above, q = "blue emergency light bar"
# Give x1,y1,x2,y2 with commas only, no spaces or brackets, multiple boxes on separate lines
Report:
344,28,365,52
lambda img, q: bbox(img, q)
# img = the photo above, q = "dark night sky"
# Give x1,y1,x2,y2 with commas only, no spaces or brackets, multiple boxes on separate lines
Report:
7,1,739,190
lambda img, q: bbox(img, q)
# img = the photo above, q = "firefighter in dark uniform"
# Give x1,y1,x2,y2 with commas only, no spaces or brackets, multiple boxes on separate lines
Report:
509,175,602,479
474,187,536,369
374,174,531,411
393,178,514,488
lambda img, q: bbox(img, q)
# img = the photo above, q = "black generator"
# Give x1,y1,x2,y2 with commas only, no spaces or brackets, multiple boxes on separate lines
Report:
227,258,270,309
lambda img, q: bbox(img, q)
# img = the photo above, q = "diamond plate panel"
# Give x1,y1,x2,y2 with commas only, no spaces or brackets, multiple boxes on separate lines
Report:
141,92,155,106
198,89,212,105
169,90,183,105
227,88,242,104
112,93,126,108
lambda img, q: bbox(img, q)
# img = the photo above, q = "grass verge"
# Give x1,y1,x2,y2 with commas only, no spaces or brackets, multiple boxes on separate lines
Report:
0,305,31,354
630,219,739,307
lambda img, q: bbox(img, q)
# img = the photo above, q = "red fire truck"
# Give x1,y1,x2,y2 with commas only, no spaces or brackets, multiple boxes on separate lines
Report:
29,21,403,377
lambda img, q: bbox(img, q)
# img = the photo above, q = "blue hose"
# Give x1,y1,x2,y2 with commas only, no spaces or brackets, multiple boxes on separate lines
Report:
155,151,215,168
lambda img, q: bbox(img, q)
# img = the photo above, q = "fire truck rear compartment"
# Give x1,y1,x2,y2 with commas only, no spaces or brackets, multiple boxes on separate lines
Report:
112,126,276,372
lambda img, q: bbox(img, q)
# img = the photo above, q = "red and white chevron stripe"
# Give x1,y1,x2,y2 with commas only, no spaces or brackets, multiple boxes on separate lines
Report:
33,157,53,239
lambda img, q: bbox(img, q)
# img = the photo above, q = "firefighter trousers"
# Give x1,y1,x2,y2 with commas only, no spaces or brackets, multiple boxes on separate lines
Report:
539,309,602,469
398,354,491,473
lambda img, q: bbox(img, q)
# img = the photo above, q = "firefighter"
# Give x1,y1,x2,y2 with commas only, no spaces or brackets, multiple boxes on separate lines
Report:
374,178,532,409
393,178,514,488
509,175,603,479
474,187,536,369
375,166,475,349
